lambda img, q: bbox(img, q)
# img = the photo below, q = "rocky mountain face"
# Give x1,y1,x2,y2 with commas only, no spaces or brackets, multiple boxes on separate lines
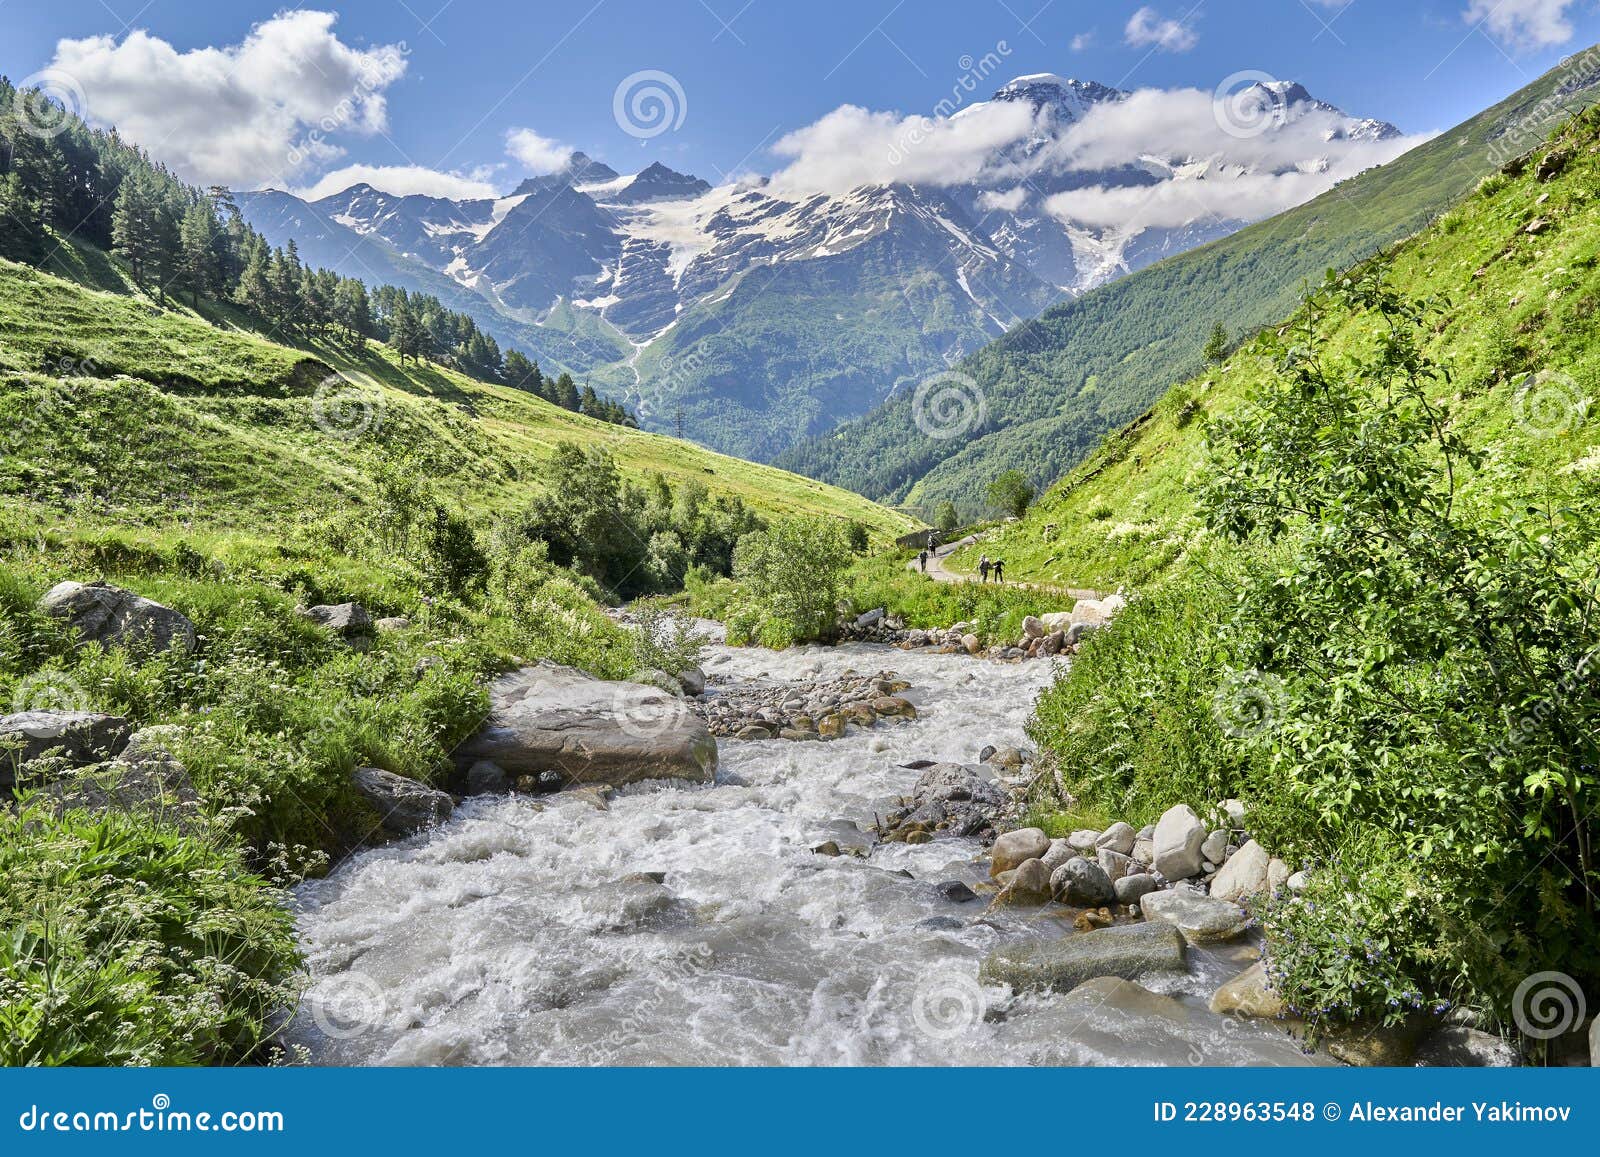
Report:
236,76,1400,462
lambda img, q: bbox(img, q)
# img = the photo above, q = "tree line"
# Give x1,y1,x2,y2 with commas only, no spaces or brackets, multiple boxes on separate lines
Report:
0,77,635,426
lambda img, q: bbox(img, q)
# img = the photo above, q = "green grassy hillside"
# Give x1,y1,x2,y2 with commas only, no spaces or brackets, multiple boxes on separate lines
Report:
950,105,1600,589
0,251,914,538
778,50,1600,512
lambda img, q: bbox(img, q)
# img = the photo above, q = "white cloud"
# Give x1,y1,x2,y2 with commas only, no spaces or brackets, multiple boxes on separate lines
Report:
505,127,575,174
978,186,1030,212
294,164,501,202
765,80,1430,242
47,10,408,189
1124,6,1199,53
1070,31,1095,52
767,100,1037,196
1037,87,1428,230
1465,0,1581,49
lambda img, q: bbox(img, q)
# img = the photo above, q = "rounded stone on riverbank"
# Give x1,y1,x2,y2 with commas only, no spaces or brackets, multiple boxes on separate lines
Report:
978,921,1187,995
1139,887,1251,944
991,827,1051,875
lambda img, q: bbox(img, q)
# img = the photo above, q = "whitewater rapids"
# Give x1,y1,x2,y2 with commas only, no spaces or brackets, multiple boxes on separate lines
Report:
289,638,1319,1066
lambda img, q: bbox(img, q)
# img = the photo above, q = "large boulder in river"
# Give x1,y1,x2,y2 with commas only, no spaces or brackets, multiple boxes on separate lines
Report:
1140,887,1252,944
1152,803,1207,881
979,921,1186,994
351,766,453,834
39,581,196,655
1051,856,1116,905
906,762,1007,839
454,662,717,788
1,710,132,787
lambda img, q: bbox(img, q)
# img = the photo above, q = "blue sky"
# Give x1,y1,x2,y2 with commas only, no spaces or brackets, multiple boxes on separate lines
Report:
4,0,1599,197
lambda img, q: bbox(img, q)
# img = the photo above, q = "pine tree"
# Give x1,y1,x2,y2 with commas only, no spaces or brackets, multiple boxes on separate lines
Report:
555,372,581,411
178,198,220,307
1203,321,1230,365
389,296,422,364
234,238,273,318
111,172,159,287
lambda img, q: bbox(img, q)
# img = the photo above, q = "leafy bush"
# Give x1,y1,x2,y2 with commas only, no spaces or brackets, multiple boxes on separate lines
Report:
727,516,851,647
627,597,705,677
987,469,1035,519
0,807,300,1066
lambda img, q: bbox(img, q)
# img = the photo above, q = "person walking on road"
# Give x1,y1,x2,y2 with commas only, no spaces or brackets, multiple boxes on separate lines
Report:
978,556,991,583
993,559,1005,584
917,549,928,573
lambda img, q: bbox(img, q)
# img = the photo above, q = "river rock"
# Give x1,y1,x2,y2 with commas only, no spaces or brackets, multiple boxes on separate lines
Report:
1219,798,1247,829
983,744,1024,771
906,762,1007,839
0,710,132,786
676,665,707,696
465,760,509,795
1201,829,1229,865
1051,856,1116,905
1021,615,1045,639
1210,839,1272,903
351,766,453,834
991,827,1051,876
1132,837,1155,864
817,714,847,739
39,581,197,654
1114,873,1161,906
961,634,983,656
1209,962,1287,1018
978,921,1186,994
1066,828,1101,853
1096,847,1135,882
998,858,1053,904
736,723,775,740
1140,887,1252,944
935,880,978,903
1096,821,1136,855
855,608,885,629
454,662,717,787
1152,804,1207,881
1061,976,1190,1019
1040,838,1073,872
1413,1026,1518,1067
1267,857,1291,894
872,696,917,719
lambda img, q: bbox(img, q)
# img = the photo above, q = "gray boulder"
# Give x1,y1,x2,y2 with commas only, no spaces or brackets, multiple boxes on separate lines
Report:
454,662,717,788
979,921,1186,994
38,755,201,829
1152,803,1207,881
1,711,132,786
351,766,453,834
1050,856,1116,905
676,665,707,696
39,581,196,654
374,616,412,632
991,827,1051,876
1140,887,1252,944
1095,821,1136,855
1114,873,1161,906
1021,615,1045,639
1096,847,1135,882
1211,838,1272,903
299,602,374,642
465,760,509,795
907,762,1007,838
1067,828,1101,853
998,858,1053,904
1201,829,1229,865
1040,838,1073,873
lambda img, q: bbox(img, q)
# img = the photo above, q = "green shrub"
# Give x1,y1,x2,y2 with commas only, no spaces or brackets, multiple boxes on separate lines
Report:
0,806,300,1066
729,516,851,647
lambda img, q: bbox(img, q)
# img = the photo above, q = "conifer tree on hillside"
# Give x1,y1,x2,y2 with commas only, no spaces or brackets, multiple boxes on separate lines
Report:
178,197,221,307
555,372,581,411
